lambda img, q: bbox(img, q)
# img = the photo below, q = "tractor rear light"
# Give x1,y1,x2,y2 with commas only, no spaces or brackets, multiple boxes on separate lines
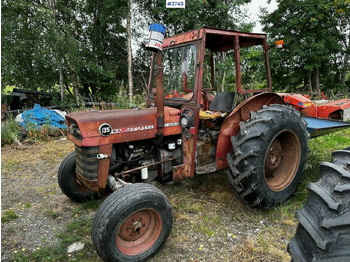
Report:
275,40,284,48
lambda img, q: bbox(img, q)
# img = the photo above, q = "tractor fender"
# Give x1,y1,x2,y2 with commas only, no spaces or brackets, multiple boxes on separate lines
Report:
216,92,285,170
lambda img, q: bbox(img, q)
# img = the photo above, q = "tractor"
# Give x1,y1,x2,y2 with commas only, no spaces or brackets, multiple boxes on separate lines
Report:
58,26,350,261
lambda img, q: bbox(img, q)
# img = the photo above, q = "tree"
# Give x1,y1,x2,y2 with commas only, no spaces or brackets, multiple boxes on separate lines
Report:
261,0,350,95
138,0,252,36
2,0,256,105
1,0,58,91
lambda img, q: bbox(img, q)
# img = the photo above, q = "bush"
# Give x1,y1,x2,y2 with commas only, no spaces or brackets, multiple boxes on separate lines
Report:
1,117,21,147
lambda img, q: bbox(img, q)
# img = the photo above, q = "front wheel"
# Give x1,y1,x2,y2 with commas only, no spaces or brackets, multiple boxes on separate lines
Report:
58,151,97,202
227,104,310,207
92,183,173,261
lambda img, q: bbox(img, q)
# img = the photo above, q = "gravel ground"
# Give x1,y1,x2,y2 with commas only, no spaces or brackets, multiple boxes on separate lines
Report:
1,139,295,261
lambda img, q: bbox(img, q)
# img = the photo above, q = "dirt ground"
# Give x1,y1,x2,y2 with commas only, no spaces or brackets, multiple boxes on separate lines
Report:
1,138,297,261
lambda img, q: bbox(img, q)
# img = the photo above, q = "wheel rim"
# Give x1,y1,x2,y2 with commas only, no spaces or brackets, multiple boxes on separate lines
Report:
116,209,162,256
264,130,301,191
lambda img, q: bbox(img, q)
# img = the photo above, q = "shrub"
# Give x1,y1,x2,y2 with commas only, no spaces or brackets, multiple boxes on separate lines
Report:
1,116,21,146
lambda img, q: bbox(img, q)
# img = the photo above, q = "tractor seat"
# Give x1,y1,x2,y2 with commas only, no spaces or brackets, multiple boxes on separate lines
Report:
199,92,235,120
209,92,235,113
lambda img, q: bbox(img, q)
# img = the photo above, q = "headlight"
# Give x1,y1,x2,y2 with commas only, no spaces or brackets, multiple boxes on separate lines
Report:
180,113,193,128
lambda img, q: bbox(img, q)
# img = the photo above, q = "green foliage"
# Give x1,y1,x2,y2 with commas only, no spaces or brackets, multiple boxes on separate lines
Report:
261,0,350,93
1,116,21,146
138,0,253,36
2,0,254,104
1,210,19,223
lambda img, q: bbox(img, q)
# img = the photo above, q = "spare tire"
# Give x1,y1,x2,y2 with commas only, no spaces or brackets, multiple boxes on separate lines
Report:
288,149,350,261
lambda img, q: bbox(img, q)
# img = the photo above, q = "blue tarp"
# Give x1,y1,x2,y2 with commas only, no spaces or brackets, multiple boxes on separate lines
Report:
19,104,67,129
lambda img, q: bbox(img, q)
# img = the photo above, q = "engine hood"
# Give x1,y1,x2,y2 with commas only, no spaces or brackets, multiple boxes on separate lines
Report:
66,107,181,146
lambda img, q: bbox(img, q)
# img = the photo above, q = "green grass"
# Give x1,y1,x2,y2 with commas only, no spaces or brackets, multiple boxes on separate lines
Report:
1,210,19,223
42,208,60,219
7,129,350,262
13,218,99,261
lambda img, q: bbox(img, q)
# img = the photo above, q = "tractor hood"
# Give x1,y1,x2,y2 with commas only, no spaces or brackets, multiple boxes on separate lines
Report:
66,107,181,147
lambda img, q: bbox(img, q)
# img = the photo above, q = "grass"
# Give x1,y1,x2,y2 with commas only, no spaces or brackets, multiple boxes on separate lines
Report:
42,208,60,219
3,129,350,262
2,210,19,223
13,217,100,262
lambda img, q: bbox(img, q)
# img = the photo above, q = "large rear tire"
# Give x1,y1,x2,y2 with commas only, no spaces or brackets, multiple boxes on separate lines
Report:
227,104,310,207
288,149,350,261
92,183,173,262
58,151,97,202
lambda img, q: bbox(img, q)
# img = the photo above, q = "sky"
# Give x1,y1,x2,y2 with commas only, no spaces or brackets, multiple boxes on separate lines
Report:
245,0,278,33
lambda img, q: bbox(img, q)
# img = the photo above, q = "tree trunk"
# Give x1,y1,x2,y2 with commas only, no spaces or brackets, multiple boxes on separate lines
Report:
127,0,134,106
58,59,65,101
220,52,226,92
119,79,124,97
51,0,65,101
341,31,350,85
70,65,80,105
313,68,320,96
307,70,312,93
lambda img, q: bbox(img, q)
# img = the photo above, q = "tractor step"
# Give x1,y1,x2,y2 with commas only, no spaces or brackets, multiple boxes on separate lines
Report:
303,116,350,138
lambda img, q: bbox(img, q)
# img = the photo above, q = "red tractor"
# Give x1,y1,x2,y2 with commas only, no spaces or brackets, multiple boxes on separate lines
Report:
58,27,350,261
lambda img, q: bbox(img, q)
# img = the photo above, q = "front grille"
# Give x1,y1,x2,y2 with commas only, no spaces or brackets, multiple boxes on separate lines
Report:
75,145,98,180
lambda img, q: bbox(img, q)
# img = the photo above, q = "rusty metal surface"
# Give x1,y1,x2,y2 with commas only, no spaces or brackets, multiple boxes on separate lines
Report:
264,130,301,191
216,93,285,170
263,38,272,91
172,164,190,182
66,106,182,147
163,29,203,48
234,36,242,94
76,171,99,192
114,156,180,176
97,144,112,189
156,53,165,136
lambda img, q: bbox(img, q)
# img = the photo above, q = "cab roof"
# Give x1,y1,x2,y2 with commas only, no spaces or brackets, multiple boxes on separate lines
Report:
163,26,267,51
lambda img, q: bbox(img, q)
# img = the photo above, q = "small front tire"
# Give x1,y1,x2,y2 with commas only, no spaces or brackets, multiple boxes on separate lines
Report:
58,151,97,202
92,183,173,262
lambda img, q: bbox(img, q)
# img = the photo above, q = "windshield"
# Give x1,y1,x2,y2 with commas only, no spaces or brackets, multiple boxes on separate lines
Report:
149,44,197,100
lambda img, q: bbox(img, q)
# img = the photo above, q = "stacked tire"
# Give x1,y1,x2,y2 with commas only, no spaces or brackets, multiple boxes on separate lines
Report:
288,148,350,261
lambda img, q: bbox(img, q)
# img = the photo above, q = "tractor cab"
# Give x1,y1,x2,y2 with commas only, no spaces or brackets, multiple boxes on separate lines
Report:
146,27,273,111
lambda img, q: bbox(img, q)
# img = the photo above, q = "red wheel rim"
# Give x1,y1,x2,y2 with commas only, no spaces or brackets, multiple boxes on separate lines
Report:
116,209,162,255
264,130,301,191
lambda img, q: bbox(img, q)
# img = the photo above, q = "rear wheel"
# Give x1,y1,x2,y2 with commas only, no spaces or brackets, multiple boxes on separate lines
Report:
92,183,173,261
288,149,350,261
227,104,310,207
58,152,97,202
